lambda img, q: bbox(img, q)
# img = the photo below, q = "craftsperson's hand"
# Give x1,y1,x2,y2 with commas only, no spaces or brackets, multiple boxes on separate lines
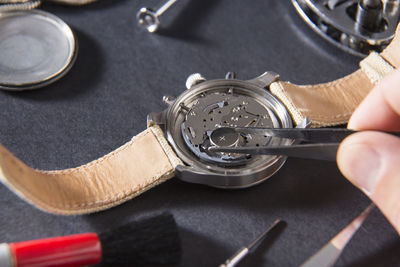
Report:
337,70,400,235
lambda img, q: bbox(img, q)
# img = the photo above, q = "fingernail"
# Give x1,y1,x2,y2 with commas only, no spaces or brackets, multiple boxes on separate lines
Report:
338,143,382,195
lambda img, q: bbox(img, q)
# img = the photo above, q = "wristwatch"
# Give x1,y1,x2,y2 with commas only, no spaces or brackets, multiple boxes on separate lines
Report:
0,25,398,215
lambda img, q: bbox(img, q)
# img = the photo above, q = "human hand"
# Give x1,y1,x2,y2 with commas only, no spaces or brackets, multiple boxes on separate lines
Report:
337,70,400,234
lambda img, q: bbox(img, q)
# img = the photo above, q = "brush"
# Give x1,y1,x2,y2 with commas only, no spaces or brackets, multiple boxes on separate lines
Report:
0,212,181,267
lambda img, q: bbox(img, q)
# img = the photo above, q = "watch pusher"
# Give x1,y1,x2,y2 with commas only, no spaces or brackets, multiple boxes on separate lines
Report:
148,72,294,189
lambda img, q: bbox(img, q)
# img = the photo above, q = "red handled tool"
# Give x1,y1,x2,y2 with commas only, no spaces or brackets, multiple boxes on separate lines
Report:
0,213,181,267
0,233,101,267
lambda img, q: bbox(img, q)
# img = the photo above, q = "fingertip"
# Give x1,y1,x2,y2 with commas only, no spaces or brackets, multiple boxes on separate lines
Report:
381,70,400,116
338,131,400,234
348,70,400,131
337,133,382,195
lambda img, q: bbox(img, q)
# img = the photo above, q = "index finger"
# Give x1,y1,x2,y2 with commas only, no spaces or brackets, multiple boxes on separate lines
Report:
348,70,400,131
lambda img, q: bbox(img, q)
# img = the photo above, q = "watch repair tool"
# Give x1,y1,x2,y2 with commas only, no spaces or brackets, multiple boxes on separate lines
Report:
301,204,375,267
0,213,181,267
136,0,177,33
0,9,77,90
292,0,400,56
219,219,282,267
208,127,400,161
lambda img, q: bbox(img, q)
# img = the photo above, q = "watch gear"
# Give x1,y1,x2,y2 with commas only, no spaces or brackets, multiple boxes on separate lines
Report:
292,0,400,56
182,90,277,165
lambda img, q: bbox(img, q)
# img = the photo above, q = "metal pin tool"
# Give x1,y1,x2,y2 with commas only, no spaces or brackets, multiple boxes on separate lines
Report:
208,127,400,161
137,0,178,33
300,204,375,267
219,219,282,267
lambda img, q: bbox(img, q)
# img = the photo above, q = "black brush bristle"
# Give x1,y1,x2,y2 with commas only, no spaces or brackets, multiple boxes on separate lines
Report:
99,212,181,266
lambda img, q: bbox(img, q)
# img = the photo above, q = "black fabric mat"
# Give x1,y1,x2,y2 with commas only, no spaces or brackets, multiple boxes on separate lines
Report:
0,0,399,266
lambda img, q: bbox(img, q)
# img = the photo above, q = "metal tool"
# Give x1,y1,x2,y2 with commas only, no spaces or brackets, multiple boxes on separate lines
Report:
219,219,282,267
292,0,400,57
301,204,375,267
136,0,178,33
208,127,400,161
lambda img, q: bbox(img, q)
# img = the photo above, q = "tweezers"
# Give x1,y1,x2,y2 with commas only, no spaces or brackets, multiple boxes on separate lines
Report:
209,127,400,161
301,203,375,267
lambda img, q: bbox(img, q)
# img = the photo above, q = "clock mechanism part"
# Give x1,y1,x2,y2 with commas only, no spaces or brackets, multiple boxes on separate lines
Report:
181,90,278,165
292,0,400,57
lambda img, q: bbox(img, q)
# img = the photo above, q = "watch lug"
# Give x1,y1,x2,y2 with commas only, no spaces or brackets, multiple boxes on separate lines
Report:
147,111,167,129
247,71,280,88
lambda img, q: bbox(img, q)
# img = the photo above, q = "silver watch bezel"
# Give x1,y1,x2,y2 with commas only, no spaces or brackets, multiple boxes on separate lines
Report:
148,72,294,188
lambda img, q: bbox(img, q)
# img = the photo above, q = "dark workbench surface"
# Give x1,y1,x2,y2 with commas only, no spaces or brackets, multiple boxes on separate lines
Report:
0,0,399,266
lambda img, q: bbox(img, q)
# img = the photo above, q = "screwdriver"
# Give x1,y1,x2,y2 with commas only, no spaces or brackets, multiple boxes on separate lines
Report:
219,219,282,267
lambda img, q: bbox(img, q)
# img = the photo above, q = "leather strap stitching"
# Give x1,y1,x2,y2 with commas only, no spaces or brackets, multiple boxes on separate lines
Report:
0,128,177,214
297,70,360,90
9,168,174,210
43,130,154,175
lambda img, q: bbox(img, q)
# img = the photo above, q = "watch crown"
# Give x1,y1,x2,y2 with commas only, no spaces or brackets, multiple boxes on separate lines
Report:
186,73,206,89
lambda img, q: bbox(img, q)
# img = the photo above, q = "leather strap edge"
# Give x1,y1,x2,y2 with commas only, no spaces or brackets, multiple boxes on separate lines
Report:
0,127,180,215
149,125,183,168
360,52,394,84
270,81,305,126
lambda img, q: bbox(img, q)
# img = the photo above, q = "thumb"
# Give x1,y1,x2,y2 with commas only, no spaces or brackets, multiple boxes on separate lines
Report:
337,131,400,234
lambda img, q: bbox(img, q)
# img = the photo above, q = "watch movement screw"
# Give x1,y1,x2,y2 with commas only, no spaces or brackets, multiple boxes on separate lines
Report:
136,0,178,33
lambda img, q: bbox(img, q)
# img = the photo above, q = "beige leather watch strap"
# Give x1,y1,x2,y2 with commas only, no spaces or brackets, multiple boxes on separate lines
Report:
270,25,400,127
381,22,400,69
0,125,182,215
270,70,374,127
